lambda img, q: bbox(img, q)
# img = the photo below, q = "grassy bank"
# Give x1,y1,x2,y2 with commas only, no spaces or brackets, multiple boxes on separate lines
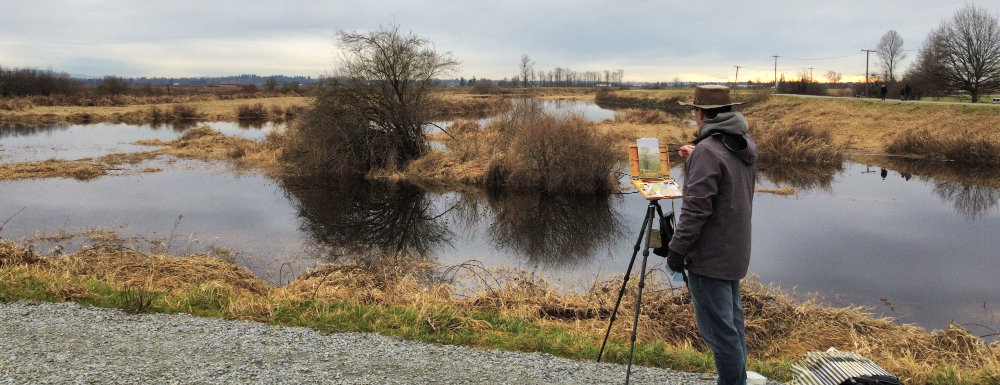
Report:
597,90,1000,165
741,95,1000,163
0,238,997,384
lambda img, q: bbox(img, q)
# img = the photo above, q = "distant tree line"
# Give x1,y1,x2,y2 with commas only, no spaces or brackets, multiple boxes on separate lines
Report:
0,66,321,98
78,74,318,88
0,67,82,97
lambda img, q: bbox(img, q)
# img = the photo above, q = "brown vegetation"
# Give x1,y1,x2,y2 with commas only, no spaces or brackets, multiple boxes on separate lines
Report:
2,238,997,384
0,151,163,181
406,101,620,195
613,108,675,124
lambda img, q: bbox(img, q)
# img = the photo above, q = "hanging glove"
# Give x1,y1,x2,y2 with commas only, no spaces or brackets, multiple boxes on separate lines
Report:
666,249,685,273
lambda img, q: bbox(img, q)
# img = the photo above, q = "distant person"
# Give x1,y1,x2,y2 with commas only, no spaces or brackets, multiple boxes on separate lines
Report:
880,84,887,101
904,84,913,101
669,85,757,385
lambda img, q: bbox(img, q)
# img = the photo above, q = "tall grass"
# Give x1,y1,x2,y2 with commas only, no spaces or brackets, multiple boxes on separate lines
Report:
888,129,1000,164
751,122,843,164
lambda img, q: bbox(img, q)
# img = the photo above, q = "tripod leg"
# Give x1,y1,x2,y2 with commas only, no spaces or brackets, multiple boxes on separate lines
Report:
597,203,656,363
625,202,658,384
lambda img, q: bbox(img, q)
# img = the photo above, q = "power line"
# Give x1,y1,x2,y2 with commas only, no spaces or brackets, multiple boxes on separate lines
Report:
782,52,861,61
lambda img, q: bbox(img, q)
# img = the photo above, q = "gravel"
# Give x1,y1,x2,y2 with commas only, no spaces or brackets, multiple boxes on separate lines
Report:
0,301,777,384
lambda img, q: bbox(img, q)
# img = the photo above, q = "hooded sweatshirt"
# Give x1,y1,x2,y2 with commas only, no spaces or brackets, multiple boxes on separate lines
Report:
667,111,758,281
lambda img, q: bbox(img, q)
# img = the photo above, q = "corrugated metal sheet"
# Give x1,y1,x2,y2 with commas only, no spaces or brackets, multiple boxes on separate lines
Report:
789,348,899,385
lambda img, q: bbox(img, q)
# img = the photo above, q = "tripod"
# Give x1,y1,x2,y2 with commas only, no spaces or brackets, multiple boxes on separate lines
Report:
596,198,673,384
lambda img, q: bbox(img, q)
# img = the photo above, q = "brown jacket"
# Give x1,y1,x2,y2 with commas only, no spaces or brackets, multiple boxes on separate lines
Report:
668,112,757,281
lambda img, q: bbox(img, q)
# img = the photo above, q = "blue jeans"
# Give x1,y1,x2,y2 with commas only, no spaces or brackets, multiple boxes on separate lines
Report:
688,273,747,385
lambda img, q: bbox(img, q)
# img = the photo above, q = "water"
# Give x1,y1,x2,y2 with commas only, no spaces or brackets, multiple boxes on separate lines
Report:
2,106,998,339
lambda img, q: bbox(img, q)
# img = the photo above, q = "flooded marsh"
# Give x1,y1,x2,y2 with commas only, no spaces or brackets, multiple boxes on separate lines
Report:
1,100,999,344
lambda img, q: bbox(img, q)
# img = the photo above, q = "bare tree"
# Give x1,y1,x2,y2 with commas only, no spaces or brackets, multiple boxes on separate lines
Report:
876,30,907,84
520,54,534,88
284,24,459,173
910,4,1000,103
825,70,842,84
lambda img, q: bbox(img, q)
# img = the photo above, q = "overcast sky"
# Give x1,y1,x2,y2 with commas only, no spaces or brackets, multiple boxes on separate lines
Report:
3,1,999,83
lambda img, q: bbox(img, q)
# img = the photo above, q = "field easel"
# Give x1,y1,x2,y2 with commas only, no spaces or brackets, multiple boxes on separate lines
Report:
597,139,681,385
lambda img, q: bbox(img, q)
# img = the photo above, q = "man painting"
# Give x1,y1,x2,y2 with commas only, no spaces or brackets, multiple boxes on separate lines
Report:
667,85,758,385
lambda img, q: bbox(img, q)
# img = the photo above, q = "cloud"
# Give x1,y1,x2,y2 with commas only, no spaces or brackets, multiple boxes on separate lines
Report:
2,0,999,80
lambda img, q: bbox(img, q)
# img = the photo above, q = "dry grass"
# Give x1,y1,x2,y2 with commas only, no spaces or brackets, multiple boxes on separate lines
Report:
756,187,796,195
751,121,844,164
141,126,285,174
2,238,997,384
887,128,1000,164
613,108,675,124
0,151,165,181
0,159,106,181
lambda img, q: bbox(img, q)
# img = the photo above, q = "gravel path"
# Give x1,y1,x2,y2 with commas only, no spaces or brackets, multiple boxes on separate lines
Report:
0,301,775,384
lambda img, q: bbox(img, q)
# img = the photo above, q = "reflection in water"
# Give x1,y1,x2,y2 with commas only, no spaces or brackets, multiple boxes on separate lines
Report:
236,119,268,129
279,176,453,260
934,182,1000,220
478,192,624,266
851,155,1000,220
757,161,842,191
1,123,72,139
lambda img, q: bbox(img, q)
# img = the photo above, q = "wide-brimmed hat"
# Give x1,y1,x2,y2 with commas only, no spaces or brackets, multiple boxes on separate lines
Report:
678,85,744,109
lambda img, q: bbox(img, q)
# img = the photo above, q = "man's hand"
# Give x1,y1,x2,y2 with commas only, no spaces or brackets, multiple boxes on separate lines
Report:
677,144,695,159
666,249,685,273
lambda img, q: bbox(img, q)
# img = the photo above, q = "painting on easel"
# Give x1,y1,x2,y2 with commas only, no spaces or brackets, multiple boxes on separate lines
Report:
628,138,682,200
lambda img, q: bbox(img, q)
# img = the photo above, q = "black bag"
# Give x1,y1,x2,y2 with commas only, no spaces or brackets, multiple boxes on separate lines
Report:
651,210,674,257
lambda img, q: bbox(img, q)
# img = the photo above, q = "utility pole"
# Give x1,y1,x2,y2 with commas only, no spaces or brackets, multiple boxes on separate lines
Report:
808,67,814,83
772,55,780,90
861,49,874,98
733,65,740,89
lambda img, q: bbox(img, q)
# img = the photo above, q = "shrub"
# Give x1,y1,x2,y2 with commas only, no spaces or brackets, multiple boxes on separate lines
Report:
236,103,269,120
171,104,201,121
280,91,381,174
483,100,619,195
470,81,500,95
